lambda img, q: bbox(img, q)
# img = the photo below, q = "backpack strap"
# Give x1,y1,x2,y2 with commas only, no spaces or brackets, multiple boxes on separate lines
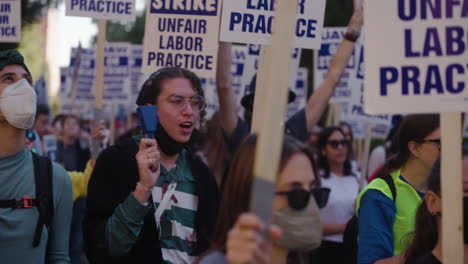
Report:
31,152,54,248
382,173,397,202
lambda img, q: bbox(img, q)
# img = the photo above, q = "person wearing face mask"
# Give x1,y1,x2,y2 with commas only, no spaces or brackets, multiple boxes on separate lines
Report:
0,50,73,263
215,0,363,156
198,134,329,264
313,126,361,264
83,67,220,264
356,114,440,264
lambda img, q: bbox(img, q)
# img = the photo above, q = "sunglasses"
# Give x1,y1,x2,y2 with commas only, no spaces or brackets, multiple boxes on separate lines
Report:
420,139,441,145
327,139,349,149
275,187,330,210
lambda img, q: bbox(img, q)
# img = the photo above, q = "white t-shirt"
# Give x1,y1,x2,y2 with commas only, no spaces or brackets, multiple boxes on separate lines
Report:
319,170,361,243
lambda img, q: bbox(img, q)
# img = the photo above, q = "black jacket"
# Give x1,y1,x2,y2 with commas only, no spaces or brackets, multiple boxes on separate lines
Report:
83,138,220,264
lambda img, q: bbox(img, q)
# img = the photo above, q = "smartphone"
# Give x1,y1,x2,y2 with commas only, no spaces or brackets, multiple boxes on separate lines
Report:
137,105,158,139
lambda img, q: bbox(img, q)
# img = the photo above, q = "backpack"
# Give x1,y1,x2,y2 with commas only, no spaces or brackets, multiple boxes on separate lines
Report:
342,174,397,264
0,152,54,248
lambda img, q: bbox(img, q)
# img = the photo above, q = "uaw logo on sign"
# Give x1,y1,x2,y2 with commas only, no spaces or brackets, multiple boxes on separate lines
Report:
143,0,221,78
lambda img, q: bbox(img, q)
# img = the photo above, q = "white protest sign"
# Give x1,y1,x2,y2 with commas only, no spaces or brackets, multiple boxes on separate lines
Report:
65,0,136,21
129,45,144,109
70,47,95,104
364,0,468,114
0,0,20,42
142,0,221,78
348,45,392,138
232,45,249,116
240,44,261,102
201,45,248,119
314,27,359,103
220,0,326,49
59,67,72,114
103,42,131,104
68,47,97,119
287,67,308,118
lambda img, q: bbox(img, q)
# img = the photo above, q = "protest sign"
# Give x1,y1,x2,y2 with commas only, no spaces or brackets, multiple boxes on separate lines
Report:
220,0,326,49
69,47,95,104
348,45,392,138
201,77,217,119
364,0,468,114
65,0,136,21
129,45,144,109
201,45,248,119
103,42,131,105
0,0,20,42
59,67,72,114
231,45,248,116
314,27,359,103
365,1,467,262
287,67,308,118
142,0,221,78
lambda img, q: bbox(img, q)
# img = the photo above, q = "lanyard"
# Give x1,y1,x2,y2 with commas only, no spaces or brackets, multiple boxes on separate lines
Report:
153,181,177,237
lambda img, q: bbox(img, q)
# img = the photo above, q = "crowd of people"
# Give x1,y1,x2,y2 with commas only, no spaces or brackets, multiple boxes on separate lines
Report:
1,1,467,264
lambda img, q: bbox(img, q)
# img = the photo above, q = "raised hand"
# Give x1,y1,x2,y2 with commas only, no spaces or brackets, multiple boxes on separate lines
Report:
134,137,161,204
226,213,282,264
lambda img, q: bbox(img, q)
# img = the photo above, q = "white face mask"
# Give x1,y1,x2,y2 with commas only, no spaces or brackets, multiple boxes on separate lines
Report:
0,79,37,129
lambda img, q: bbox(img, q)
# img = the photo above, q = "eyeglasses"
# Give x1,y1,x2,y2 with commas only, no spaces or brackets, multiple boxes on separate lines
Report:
327,140,349,149
421,139,441,145
275,187,330,210
168,94,206,113
416,139,441,147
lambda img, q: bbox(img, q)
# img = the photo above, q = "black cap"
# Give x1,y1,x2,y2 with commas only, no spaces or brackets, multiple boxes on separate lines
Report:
0,50,31,75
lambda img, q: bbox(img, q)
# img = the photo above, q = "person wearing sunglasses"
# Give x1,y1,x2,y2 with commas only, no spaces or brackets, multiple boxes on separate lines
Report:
198,134,329,264
356,114,440,264
312,126,361,264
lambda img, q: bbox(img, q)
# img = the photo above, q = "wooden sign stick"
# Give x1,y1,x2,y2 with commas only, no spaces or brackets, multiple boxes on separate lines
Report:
250,0,297,224
441,112,463,264
333,103,342,126
70,42,82,113
326,105,334,127
251,46,272,133
91,20,107,158
359,123,372,189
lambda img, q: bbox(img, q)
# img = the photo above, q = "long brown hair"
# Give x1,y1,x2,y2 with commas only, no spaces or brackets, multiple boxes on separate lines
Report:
404,159,441,263
209,134,319,251
376,114,439,179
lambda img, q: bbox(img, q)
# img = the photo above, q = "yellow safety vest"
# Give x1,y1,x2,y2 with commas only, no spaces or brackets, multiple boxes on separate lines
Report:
356,169,423,255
